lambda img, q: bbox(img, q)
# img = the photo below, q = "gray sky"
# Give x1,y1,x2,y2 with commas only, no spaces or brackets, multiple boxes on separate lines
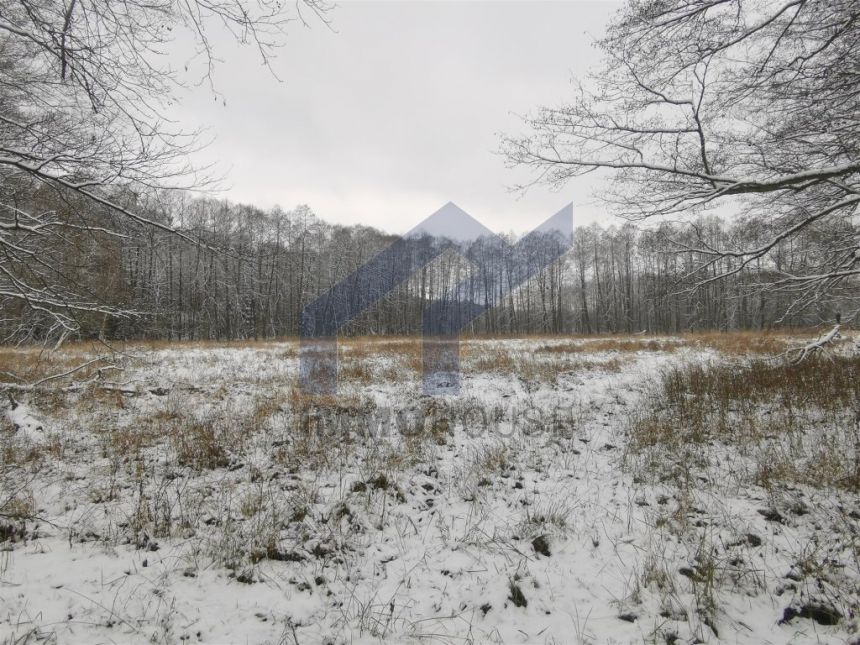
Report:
178,1,621,234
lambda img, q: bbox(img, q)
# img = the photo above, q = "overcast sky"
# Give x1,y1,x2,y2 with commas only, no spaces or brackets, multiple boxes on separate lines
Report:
177,1,622,235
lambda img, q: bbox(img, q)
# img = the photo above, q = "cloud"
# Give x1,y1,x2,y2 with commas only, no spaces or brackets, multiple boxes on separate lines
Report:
172,1,621,233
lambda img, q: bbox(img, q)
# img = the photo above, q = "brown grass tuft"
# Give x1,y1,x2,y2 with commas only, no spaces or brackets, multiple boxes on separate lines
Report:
628,355,860,491
173,420,230,470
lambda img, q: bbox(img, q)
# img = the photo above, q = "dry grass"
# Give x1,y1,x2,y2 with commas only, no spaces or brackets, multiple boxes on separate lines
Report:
661,354,859,412
459,344,629,383
2,332,858,642
684,329,809,355
75,337,299,352
534,338,679,354
338,360,374,384
0,337,299,386
0,491,34,520
173,420,231,470
531,328,839,356
464,347,516,373
106,424,164,459
624,351,860,637
0,346,113,384
627,355,860,491
473,442,511,475
250,391,287,423
337,337,423,380
339,337,421,358
517,356,629,383
1,329,844,388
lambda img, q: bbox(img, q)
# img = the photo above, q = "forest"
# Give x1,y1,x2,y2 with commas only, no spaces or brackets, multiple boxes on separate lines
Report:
2,181,853,344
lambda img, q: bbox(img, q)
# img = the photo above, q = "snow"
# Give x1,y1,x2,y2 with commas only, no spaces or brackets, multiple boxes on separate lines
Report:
0,338,857,644
5,402,46,444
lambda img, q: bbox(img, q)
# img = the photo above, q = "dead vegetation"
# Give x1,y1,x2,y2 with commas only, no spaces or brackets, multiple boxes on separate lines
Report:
0,329,842,392
534,338,679,354
1,333,858,642
460,344,630,385
0,346,118,386
684,329,802,355
623,352,860,639
531,329,838,356
627,355,860,490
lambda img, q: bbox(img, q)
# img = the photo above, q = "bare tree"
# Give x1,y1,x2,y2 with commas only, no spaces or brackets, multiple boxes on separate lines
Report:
503,0,859,324
0,0,330,343
2,186,845,343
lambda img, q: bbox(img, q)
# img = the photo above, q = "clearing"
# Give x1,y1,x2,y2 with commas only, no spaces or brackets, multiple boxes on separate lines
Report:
1,333,858,644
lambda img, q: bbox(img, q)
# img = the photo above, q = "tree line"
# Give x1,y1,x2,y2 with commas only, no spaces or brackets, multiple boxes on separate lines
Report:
2,182,851,344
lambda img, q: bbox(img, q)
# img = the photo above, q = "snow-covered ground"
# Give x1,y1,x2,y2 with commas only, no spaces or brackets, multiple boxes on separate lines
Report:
1,337,858,644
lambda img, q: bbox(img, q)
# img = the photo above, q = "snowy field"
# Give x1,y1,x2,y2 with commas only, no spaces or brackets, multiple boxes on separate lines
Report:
1,334,858,644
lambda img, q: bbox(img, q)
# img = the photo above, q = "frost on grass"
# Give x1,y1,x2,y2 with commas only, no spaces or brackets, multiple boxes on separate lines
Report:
0,336,858,644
